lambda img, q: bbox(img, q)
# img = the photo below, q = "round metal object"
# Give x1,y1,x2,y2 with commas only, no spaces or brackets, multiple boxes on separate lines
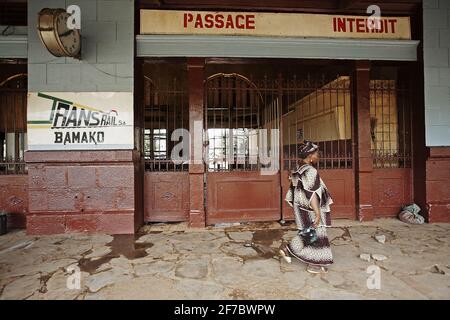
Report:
37,8,81,58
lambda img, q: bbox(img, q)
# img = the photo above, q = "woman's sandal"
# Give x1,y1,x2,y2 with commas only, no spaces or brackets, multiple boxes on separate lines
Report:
306,264,323,274
279,247,292,264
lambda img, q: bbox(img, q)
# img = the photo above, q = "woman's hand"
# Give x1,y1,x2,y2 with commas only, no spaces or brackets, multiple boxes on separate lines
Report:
310,193,321,228
313,213,321,228
287,201,294,208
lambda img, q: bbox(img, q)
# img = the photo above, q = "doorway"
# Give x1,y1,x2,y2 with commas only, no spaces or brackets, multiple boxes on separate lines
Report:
141,58,414,225
203,60,356,224
204,72,281,224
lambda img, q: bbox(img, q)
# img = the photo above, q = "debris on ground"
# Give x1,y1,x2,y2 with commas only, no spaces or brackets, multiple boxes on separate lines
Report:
430,265,446,275
371,254,388,261
0,239,35,255
359,253,371,262
244,242,253,247
374,235,386,244
214,222,241,228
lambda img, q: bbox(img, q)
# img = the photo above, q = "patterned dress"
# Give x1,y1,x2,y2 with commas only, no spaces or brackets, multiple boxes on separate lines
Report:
285,164,334,266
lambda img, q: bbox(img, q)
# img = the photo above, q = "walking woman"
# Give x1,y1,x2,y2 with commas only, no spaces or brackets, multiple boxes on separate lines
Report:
280,140,334,274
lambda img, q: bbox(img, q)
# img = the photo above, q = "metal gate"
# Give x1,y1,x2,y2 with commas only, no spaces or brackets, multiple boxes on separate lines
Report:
281,74,355,220
204,73,281,224
143,62,411,224
204,71,356,224
370,68,413,217
0,73,27,175
143,63,190,222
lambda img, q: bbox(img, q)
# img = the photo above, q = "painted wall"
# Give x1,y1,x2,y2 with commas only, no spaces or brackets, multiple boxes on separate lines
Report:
0,175,28,229
423,0,450,147
28,0,134,92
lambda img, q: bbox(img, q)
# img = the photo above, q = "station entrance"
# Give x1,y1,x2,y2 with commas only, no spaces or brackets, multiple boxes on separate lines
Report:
141,59,413,225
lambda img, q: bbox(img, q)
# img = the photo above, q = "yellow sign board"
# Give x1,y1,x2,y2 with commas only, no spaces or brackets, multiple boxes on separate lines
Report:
140,9,411,40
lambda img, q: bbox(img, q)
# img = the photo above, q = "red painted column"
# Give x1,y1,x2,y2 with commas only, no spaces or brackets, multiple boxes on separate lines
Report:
426,147,450,222
353,61,374,221
187,58,206,228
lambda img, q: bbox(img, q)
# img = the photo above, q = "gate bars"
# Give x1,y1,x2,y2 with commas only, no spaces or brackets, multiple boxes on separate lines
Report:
143,75,189,172
204,73,353,173
204,73,280,172
144,67,411,173
0,73,27,175
370,79,412,168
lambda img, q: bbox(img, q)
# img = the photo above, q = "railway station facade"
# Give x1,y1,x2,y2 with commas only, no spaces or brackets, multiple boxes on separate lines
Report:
0,0,449,235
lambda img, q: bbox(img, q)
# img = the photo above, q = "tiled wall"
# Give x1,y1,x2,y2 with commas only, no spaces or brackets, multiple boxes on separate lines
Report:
423,1,450,222
27,0,134,92
423,0,450,146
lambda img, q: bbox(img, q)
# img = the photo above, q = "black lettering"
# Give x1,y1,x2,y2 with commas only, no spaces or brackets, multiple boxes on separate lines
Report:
54,132,63,143
81,132,88,143
97,132,104,143
53,103,70,127
63,132,71,145
77,109,91,127
100,114,108,126
91,112,100,126
89,131,97,144
65,107,78,127
72,131,80,143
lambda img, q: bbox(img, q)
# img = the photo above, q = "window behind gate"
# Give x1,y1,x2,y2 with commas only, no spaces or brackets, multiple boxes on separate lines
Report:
0,72,27,175
143,62,189,172
205,73,280,172
282,74,353,171
370,67,412,168
144,63,390,173
205,70,353,172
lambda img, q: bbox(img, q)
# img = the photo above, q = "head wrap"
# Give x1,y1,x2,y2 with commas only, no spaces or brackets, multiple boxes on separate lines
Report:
298,140,319,159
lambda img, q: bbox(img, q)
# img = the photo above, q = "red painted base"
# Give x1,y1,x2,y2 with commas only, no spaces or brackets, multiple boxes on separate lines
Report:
24,150,140,235
6,145,447,235
0,175,28,229
26,212,134,235
426,147,450,223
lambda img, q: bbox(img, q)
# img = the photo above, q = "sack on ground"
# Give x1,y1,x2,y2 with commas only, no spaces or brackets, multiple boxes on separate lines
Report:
398,203,424,224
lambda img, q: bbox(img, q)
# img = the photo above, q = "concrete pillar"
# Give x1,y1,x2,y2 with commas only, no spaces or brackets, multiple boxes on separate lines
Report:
187,57,206,228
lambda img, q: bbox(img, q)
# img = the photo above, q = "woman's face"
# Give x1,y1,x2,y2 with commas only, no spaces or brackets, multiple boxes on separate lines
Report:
308,150,320,164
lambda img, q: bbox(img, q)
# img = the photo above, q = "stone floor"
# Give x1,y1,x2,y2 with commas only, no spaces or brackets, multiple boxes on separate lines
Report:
0,218,449,300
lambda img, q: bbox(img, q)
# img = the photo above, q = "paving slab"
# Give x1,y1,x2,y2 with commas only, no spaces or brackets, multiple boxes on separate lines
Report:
1,219,449,300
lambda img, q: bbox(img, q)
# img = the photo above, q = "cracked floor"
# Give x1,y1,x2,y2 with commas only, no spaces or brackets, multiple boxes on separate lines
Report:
0,218,449,299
